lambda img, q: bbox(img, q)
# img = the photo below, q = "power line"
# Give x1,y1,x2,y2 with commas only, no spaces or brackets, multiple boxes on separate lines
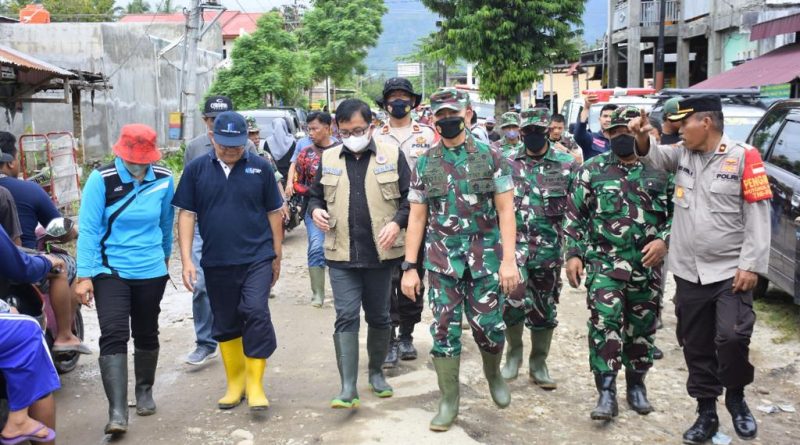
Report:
108,0,169,79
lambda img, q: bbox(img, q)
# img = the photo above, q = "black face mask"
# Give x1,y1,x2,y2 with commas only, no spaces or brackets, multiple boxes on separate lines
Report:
610,134,636,157
522,129,548,153
387,99,412,119
436,117,466,139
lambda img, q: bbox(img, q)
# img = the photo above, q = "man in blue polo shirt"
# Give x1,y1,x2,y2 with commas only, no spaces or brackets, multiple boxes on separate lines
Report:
173,111,284,412
573,95,618,160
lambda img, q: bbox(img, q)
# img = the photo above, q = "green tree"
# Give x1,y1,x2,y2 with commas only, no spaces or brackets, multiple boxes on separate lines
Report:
209,12,312,109
126,0,151,14
156,0,177,13
420,0,585,116
299,0,387,84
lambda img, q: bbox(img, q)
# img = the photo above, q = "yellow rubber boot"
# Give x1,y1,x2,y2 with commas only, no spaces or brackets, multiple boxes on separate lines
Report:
217,338,246,409
245,357,269,411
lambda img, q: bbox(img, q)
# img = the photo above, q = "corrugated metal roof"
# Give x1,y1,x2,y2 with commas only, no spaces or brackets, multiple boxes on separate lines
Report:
692,43,800,90
0,44,75,78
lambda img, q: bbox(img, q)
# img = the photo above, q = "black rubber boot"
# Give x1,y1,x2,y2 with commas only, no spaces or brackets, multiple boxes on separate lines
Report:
625,369,653,415
726,388,757,440
480,350,511,408
382,327,399,369
397,323,418,361
430,356,460,432
367,327,394,397
330,332,360,409
653,345,664,360
134,348,159,416
590,372,619,420
99,353,129,434
683,398,719,445
500,323,524,380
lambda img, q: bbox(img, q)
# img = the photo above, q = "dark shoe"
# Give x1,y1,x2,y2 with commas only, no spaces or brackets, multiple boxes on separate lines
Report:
382,339,399,369
529,328,556,389
625,369,653,415
480,350,511,408
330,332,360,409
683,401,719,445
367,327,394,398
590,372,619,420
397,339,418,361
500,323,524,380
653,345,664,360
430,356,460,432
99,354,129,435
726,391,757,440
134,348,158,416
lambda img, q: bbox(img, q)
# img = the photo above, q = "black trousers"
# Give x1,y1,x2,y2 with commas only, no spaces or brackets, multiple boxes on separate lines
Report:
203,259,277,359
94,274,169,356
390,241,426,340
675,276,756,399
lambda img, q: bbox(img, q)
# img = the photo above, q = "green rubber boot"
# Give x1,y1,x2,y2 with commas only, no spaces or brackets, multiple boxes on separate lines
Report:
530,328,557,389
481,350,511,408
500,323,524,380
330,332,360,409
309,266,326,308
430,356,460,432
367,327,394,398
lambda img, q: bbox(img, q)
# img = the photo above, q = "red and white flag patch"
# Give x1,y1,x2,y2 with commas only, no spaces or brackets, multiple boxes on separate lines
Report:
741,149,772,203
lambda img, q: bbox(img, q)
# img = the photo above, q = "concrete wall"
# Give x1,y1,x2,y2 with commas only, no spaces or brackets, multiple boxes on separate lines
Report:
0,22,223,160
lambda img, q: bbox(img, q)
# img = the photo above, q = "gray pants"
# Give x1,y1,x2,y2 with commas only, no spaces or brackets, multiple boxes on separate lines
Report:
329,266,393,333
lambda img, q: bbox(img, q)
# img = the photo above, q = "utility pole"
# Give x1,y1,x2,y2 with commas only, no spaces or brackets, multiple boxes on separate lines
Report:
421,62,425,99
184,0,202,142
654,0,667,90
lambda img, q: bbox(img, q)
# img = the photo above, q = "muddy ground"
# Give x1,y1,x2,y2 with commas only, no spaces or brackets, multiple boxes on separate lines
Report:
55,224,800,444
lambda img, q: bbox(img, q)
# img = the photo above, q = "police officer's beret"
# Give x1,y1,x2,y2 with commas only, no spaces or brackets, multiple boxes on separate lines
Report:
667,95,722,122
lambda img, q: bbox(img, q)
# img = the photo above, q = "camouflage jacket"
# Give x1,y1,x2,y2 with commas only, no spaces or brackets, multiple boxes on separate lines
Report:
492,138,524,159
507,142,577,268
563,152,673,281
409,134,514,279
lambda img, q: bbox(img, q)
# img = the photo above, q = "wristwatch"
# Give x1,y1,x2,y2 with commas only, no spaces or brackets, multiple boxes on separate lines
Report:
400,261,417,272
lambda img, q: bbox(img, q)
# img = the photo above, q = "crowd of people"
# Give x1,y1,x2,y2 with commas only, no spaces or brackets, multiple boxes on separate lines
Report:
0,76,772,445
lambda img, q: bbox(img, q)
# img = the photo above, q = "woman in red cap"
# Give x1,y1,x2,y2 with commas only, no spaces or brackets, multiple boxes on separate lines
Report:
74,124,175,436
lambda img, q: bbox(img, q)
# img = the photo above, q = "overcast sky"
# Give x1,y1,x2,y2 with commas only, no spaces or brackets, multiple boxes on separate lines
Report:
117,0,310,12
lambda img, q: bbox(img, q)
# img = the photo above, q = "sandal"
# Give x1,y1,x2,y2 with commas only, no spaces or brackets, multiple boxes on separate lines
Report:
0,422,56,444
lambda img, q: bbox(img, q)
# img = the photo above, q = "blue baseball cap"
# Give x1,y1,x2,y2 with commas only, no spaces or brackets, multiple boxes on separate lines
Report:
212,111,248,147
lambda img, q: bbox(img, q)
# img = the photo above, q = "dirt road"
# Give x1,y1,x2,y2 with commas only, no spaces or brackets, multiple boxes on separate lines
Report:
55,225,800,444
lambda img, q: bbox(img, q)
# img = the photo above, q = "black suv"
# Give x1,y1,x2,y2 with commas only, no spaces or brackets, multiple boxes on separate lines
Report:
746,99,800,304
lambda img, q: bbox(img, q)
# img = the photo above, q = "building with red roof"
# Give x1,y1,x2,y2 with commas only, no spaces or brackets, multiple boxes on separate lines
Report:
120,10,262,59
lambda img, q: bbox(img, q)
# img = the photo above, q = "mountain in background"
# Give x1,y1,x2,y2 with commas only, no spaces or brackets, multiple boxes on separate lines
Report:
365,0,608,76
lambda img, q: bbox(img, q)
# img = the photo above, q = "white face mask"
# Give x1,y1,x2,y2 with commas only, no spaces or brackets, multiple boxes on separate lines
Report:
343,134,371,153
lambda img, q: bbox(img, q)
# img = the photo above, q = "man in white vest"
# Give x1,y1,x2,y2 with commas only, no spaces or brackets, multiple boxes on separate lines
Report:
308,99,411,410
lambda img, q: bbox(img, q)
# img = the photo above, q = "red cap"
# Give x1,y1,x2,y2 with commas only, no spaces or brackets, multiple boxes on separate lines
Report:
113,124,161,164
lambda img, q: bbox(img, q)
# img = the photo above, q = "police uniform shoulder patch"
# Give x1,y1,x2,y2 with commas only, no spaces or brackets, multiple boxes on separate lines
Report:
742,149,772,203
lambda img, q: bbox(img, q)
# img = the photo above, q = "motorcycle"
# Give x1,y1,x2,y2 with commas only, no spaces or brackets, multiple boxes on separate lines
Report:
4,217,85,374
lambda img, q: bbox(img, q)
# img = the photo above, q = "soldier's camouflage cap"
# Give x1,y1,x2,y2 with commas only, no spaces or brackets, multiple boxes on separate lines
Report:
520,107,551,128
245,116,259,133
607,106,642,130
430,88,470,114
499,112,521,129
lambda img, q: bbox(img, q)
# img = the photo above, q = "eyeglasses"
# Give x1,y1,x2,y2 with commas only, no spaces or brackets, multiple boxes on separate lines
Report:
338,126,370,138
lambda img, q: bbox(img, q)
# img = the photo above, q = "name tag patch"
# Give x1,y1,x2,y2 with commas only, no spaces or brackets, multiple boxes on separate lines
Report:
322,166,342,176
244,167,262,175
374,163,397,174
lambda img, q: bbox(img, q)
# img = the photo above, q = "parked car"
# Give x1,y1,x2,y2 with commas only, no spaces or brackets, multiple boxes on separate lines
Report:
650,89,768,142
240,109,304,150
746,99,800,304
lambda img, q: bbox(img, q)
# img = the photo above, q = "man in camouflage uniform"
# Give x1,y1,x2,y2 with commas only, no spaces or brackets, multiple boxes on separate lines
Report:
493,111,523,157
563,106,672,421
500,107,577,390
400,88,519,432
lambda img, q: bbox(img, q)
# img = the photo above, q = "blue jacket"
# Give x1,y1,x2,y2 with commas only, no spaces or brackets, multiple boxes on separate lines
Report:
573,118,610,160
77,158,174,279
0,225,51,283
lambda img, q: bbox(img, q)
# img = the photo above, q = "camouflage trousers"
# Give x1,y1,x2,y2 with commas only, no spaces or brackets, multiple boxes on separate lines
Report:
502,263,561,331
428,271,506,358
586,269,659,373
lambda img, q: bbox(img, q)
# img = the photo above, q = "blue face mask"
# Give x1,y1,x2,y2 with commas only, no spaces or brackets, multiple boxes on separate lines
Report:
505,129,520,140
123,160,149,178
